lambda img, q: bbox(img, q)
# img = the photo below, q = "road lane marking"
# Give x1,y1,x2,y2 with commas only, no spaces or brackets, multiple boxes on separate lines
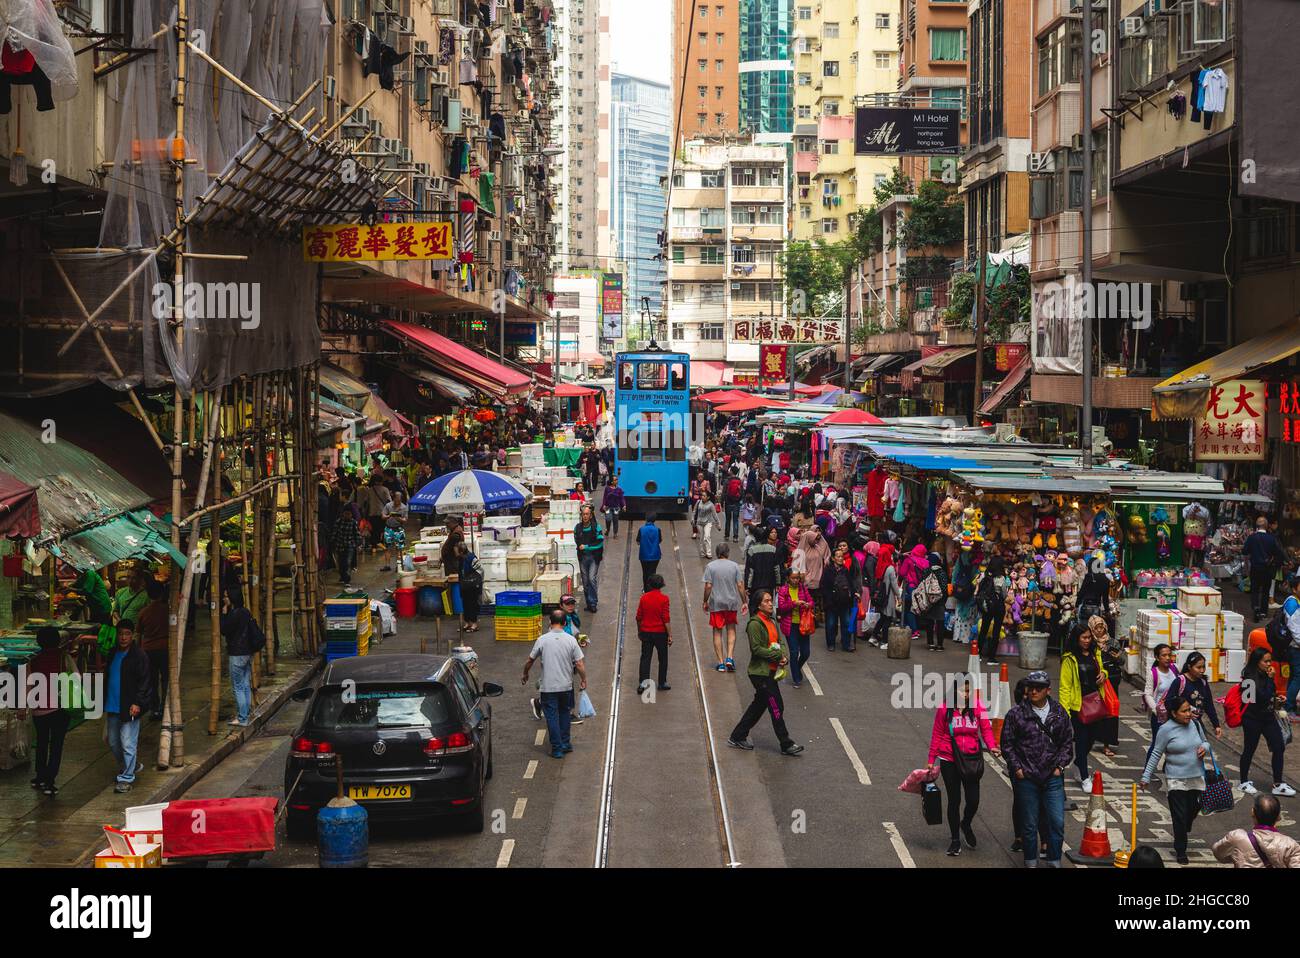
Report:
882,822,916,868
512,798,527,820
829,717,870,785
802,666,823,696
496,839,515,868
524,760,538,780
535,729,545,747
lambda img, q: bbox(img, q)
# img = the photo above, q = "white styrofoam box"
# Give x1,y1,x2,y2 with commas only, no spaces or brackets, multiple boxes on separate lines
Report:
124,803,169,832
1175,648,1199,672
1138,609,1186,648
484,515,522,537
536,571,572,604
549,497,580,517
1225,648,1248,682
520,443,545,466
550,465,570,483
507,553,538,582
1142,651,1157,675
482,580,510,604
552,475,577,494
1123,648,1142,676
507,450,523,468
413,541,443,559
482,556,508,580
1177,586,1222,616
479,540,509,556
526,467,552,485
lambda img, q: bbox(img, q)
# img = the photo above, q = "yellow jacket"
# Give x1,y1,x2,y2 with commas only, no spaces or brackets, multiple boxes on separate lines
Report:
1058,648,1108,715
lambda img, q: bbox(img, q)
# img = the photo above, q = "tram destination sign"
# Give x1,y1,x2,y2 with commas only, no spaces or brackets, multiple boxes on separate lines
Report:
853,107,961,156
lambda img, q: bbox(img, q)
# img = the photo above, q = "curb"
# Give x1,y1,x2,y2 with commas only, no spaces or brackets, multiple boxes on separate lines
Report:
74,656,322,867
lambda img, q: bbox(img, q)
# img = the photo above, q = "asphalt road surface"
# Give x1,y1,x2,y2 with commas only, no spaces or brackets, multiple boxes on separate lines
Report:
188,514,1295,868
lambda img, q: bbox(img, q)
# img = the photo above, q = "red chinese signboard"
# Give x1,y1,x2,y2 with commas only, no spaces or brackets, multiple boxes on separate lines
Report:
994,342,1028,373
760,344,789,383
1194,378,1266,461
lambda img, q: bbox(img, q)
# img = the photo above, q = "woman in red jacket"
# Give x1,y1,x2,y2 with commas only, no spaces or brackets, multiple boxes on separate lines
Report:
927,676,999,858
635,573,672,693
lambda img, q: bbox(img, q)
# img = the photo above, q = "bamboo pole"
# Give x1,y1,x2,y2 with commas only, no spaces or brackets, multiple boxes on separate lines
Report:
260,372,276,675
208,389,223,736
237,378,259,694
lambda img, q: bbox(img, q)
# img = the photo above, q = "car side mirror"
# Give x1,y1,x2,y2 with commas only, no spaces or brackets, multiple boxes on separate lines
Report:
291,687,314,703
482,682,504,698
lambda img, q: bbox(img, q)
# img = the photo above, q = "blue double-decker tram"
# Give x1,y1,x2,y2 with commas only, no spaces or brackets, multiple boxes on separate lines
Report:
613,347,694,515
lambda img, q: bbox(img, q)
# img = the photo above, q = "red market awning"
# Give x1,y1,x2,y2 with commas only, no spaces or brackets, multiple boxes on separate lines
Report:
698,389,750,404
543,382,600,397
691,361,729,387
978,354,1032,416
794,382,842,396
716,395,791,413
0,471,39,538
815,407,886,427
383,320,532,398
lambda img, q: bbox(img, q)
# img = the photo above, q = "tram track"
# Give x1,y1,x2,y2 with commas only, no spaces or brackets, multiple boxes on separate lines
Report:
592,517,739,868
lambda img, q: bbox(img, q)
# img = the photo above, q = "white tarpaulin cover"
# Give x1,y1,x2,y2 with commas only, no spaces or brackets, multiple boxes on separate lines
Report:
0,0,79,102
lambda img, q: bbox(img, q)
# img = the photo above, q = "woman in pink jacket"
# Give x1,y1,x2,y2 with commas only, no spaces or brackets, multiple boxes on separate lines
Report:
776,571,815,689
927,676,999,857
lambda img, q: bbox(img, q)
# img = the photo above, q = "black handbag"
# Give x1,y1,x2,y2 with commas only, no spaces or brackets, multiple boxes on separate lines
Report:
949,714,986,781
921,782,943,825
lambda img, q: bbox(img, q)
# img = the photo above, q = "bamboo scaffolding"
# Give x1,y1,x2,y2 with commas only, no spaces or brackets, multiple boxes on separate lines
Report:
207,389,223,736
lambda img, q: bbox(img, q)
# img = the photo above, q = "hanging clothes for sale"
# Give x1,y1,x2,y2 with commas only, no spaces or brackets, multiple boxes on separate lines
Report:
449,135,468,177
865,466,887,519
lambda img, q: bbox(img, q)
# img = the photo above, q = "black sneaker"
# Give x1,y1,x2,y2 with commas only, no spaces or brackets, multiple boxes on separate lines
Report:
781,743,805,756
657,683,671,691
727,737,755,751
1010,838,1023,852
961,823,977,849
947,839,962,857
42,784,58,797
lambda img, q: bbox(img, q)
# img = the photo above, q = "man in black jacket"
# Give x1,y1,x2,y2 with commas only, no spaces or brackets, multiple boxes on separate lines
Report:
1000,670,1074,868
105,621,154,794
574,505,605,613
221,595,263,727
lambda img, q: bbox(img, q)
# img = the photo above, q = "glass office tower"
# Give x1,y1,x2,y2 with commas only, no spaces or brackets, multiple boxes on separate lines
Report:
610,74,671,314
738,0,793,141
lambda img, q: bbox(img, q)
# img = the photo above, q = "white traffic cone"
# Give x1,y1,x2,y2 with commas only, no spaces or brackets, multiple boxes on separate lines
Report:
989,663,1011,741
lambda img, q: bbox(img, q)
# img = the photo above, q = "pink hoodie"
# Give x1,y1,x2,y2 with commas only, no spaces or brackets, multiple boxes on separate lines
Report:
927,702,997,766
898,544,930,589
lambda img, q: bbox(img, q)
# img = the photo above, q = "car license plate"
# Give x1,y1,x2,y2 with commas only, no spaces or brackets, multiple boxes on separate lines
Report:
347,784,411,801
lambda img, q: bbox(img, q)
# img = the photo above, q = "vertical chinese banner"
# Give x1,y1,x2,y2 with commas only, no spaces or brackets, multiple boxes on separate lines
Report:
760,344,789,385
1194,378,1267,461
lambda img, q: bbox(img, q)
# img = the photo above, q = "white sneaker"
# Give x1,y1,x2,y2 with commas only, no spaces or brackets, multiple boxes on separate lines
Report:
1079,777,1092,794
1272,782,1297,797
1240,781,1259,795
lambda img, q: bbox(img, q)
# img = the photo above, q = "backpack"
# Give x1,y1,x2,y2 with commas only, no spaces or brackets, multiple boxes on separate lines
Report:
461,553,484,589
726,477,743,502
912,570,944,614
1266,608,1293,659
1219,683,1245,728
829,564,853,610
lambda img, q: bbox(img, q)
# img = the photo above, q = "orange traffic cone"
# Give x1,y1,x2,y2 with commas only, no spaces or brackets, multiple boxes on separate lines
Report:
966,642,981,681
989,663,1011,740
1067,771,1114,865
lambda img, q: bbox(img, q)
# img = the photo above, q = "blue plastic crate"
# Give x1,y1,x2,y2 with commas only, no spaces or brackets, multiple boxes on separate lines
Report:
494,590,542,608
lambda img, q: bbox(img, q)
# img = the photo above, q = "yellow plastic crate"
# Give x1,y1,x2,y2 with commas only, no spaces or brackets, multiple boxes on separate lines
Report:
494,614,543,642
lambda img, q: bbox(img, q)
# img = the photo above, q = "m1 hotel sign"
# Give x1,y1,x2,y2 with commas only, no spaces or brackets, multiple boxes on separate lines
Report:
853,107,962,156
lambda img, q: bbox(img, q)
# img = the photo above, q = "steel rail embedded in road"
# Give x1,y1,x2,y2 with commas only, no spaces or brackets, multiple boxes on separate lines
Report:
593,529,633,867
667,520,740,867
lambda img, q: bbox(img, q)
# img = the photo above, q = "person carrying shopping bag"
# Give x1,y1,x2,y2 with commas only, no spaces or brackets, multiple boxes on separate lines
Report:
927,676,999,857
777,571,815,689
1141,694,1211,865
1059,621,1109,793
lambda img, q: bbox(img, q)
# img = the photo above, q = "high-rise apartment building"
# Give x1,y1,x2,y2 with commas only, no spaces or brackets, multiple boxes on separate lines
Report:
611,74,671,314
665,140,788,381
739,0,794,144
898,0,969,187
552,0,613,272
672,0,742,147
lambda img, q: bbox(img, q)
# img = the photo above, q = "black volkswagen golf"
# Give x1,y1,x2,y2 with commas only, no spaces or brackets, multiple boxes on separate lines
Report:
284,654,503,839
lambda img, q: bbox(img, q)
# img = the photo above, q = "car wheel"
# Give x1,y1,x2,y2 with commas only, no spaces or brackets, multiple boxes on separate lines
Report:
462,799,485,834
286,807,315,842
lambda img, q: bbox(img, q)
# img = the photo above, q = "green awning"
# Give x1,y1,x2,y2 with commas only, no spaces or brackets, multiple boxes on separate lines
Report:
55,510,187,571
479,172,496,215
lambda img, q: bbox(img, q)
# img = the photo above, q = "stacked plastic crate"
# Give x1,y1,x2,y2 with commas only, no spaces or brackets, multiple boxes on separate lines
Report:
323,596,372,661
493,590,543,642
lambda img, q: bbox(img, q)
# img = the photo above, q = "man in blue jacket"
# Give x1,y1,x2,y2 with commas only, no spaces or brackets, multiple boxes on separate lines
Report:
999,670,1074,868
636,515,662,592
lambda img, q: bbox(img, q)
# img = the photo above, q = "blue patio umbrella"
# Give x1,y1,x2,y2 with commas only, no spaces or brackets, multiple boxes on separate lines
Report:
409,468,531,516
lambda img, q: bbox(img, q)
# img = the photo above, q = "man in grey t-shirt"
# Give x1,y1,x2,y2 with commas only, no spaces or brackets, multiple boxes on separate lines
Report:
523,610,588,758
703,543,747,673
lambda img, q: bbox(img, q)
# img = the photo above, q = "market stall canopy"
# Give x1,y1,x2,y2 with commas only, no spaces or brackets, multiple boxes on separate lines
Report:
858,354,905,381
57,509,187,572
383,320,532,398
1152,319,1300,419
697,389,751,404
977,354,1032,416
716,395,792,413
0,471,39,539
541,382,601,397
816,408,886,427
794,383,842,396
362,391,413,439
690,361,730,388
319,363,372,413
922,346,977,375
409,469,532,515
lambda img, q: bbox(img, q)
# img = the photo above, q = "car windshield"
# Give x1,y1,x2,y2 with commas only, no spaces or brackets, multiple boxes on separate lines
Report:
308,684,453,730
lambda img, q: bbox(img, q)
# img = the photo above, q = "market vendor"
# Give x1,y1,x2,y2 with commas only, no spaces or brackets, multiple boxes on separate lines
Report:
113,565,151,631
71,566,113,625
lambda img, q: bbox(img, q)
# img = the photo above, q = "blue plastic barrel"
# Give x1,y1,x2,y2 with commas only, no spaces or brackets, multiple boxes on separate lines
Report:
317,799,369,868
417,585,441,617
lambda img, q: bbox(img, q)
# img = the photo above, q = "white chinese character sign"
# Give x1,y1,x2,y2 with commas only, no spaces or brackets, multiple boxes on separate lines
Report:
1194,378,1266,461
731,318,844,344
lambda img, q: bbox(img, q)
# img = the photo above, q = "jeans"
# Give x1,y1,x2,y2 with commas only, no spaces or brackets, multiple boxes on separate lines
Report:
1145,713,1164,766
977,604,1003,660
541,689,574,753
1070,712,1094,783
825,605,853,651
605,509,620,537
1014,774,1065,865
1240,710,1286,785
1288,647,1300,713
147,649,168,717
640,558,660,592
939,757,981,841
731,674,793,748
33,710,70,786
106,712,141,784
579,553,601,610
1250,567,1275,618
229,654,253,723
336,545,356,583
1167,789,1202,860
638,632,669,686
724,502,740,540
787,621,811,684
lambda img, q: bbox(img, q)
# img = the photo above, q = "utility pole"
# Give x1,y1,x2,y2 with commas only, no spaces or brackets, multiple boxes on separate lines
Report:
842,263,852,396
1080,0,1095,468
498,149,506,364
553,309,562,419
974,212,987,418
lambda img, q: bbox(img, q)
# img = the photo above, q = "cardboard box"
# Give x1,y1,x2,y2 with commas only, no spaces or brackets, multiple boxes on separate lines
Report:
1138,609,1186,648
1177,586,1223,616
94,844,162,868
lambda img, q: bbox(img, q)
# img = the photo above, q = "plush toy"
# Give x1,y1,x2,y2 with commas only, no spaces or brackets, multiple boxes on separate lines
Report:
1039,553,1057,590
1152,506,1172,562
1060,508,1084,556
958,505,984,552
1126,512,1149,545
936,496,964,539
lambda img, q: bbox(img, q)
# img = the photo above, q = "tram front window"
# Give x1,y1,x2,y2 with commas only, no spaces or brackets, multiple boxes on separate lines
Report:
637,362,667,390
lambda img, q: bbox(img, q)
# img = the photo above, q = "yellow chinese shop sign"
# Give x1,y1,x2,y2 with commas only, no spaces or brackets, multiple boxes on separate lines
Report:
302,222,454,262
